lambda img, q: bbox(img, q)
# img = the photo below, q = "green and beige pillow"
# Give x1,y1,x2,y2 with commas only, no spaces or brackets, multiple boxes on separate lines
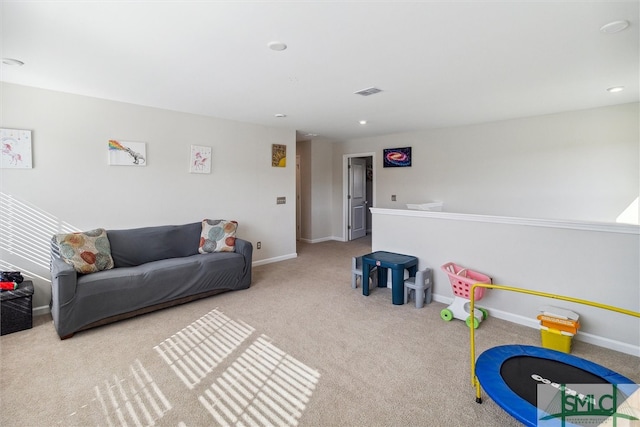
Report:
199,219,238,253
55,228,114,274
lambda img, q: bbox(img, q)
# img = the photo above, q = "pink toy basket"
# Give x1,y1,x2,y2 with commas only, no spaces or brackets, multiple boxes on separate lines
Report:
441,262,492,301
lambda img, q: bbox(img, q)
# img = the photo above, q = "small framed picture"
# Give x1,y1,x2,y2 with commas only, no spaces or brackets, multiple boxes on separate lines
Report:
108,140,146,166
272,144,286,167
383,146,412,167
190,145,212,174
1,128,32,169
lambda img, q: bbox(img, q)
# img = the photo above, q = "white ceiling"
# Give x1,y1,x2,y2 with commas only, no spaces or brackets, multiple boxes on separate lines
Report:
1,1,638,141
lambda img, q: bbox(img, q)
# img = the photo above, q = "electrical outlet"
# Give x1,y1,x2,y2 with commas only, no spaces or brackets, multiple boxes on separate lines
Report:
257,241,261,249
391,195,396,201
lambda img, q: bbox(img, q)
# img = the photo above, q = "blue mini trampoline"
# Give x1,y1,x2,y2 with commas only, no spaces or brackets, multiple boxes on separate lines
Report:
468,284,640,427
475,344,638,427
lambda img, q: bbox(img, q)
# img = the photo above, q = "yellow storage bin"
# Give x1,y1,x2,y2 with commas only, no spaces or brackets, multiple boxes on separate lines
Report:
537,314,580,335
540,325,574,353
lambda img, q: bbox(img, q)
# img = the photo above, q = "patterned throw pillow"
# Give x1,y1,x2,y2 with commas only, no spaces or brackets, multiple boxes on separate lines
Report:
55,228,114,274
199,219,238,253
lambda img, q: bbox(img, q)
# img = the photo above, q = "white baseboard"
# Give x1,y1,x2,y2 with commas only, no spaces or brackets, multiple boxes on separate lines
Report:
33,305,50,316
299,236,344,244
432,294,640,357
252,253,297,267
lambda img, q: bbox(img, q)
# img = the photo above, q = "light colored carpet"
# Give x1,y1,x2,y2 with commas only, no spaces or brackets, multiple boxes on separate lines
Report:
1,237,638,426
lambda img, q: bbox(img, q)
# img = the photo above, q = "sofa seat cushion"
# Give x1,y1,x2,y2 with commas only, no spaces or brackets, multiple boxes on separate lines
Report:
72,252,244,325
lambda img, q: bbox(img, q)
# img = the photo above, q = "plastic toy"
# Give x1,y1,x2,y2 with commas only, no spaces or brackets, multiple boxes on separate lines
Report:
440,262,492,328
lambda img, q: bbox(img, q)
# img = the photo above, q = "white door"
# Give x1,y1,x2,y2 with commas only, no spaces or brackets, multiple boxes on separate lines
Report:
349,157,367,240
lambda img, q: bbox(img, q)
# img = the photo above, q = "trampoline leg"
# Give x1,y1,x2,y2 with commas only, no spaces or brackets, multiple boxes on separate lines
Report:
474,378,482,404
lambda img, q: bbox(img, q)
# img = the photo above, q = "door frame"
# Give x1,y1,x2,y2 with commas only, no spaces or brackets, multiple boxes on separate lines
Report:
348,157,367,240
296,154,301,241
343,152,376,242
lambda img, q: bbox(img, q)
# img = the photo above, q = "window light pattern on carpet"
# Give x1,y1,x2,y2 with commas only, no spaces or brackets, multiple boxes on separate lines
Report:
63,359,172,426
154,308,255,390
199,335,320,426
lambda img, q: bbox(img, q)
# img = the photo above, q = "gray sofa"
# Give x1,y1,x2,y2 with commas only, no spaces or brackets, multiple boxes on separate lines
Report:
50,222,252,339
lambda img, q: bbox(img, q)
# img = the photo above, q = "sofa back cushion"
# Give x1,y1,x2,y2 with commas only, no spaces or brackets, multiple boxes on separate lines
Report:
108,222,202,268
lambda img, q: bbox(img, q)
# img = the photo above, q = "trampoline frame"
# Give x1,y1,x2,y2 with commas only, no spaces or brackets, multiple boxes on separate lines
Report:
468,284,640,419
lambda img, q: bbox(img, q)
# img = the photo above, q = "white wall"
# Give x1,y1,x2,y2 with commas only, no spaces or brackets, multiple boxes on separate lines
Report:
297,137,336,242
0,83,297,310
296,140,312,241
371,209,640,355
332,103,639,235
310,139,334,241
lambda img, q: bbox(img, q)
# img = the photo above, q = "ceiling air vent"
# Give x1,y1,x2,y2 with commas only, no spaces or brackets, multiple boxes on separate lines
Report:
354,87,382,96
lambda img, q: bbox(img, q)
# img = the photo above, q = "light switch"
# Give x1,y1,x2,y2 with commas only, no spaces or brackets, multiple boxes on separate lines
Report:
277,197,286,204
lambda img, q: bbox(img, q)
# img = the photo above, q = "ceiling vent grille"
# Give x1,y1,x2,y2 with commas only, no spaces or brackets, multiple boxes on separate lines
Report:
354,87,382,96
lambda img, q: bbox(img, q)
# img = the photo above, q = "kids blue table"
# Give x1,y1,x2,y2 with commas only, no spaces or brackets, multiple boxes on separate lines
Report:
362,251,418,305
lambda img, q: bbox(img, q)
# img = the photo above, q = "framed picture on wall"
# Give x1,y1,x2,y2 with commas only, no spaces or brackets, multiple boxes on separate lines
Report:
272,144,286,167
1,128,32,169
189,145,212,174
383,146,411,167
108,140,146,166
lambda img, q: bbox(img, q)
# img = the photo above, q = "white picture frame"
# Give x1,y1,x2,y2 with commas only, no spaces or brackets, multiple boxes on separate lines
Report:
1,128,33,169
190,145,212,174
108,140,146,166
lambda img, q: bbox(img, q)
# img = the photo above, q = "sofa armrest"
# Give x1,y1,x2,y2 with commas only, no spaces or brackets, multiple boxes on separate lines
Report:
50,255,78,307
234,238,253,288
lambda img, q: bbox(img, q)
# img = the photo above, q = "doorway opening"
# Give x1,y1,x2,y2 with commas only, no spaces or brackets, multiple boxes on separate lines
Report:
343,152,376,241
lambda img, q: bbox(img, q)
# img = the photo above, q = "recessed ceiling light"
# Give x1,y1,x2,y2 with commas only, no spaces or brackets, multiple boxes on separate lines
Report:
359,120,367,125
268,41,287,51
275,113,287,118
607,86,625,93
2,58,24,66
600,20,630,34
